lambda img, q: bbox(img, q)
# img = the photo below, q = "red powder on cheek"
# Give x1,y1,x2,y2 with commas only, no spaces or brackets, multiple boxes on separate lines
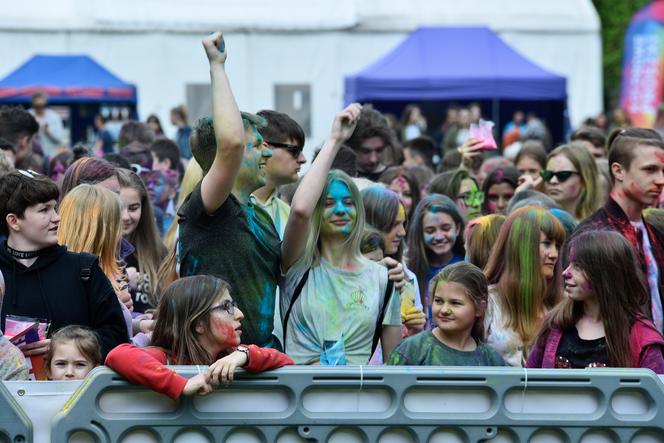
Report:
655,151,664,163
216,323,238,347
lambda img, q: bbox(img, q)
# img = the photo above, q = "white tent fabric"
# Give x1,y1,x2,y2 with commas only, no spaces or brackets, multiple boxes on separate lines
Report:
0,0,601,153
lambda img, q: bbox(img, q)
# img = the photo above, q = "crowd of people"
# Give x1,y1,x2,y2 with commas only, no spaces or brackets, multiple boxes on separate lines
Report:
1,32,664,399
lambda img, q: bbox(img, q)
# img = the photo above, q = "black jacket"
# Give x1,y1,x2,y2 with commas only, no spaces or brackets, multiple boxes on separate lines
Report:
0,242,128,358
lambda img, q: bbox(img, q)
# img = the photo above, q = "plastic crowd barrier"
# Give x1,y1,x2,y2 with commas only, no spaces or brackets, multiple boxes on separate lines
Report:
0,378,32,443
3,366,664,442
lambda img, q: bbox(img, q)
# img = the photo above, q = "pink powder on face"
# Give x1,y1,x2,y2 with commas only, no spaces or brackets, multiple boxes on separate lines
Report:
392,176,409,190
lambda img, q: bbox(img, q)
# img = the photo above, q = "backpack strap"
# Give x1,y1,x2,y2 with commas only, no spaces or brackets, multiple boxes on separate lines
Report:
77,252,99,284
281,268,310,352
371,279,395,357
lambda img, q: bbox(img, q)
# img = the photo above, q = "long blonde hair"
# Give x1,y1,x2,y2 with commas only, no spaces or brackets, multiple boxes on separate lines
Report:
58,184,123,293
304,170,366,267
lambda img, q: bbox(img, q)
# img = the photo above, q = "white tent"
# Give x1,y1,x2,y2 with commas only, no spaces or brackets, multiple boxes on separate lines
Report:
0,0,601,152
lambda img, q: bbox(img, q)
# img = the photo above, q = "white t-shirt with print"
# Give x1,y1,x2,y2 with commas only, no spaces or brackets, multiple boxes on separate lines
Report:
280,256,401,365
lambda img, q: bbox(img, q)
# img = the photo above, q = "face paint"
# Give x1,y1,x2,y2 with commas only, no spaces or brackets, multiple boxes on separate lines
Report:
321,180,357,237
422,209,458,258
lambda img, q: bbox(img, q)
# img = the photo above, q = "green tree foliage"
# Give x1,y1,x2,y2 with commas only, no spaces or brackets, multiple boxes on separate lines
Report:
593,0,651,107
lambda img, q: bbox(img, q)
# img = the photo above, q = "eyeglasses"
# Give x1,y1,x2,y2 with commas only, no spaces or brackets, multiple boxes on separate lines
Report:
265,140,303,159
457,190,484,206
540,170,579,183
209,300,239,316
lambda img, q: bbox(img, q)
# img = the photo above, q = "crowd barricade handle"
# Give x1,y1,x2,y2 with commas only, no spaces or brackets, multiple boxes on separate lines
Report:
49,366,664,442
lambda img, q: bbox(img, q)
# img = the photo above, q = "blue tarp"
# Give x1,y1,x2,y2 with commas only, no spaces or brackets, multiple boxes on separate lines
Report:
345,27,567,103
0,55,136,103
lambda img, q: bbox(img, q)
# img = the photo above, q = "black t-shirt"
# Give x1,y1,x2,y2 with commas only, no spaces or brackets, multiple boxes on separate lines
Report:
556,327,609,369
178,184,281,347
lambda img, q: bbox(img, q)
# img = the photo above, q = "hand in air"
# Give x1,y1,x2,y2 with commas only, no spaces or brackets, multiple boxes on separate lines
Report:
202,31,228,65
330,103,362,144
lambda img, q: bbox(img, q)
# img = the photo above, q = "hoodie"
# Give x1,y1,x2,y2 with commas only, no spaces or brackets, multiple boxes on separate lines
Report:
0,242,128,358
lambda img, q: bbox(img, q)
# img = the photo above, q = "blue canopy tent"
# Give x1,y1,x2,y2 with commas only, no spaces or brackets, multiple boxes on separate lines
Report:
345,27,568,146
0,55,137,145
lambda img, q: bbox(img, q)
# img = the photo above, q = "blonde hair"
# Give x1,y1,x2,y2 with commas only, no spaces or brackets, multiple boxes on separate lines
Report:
164,159,203,250
58,184,123,293
304,170,366,267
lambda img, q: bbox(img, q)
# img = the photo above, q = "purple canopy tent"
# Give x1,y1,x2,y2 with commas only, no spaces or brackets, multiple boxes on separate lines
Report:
344,26,568,143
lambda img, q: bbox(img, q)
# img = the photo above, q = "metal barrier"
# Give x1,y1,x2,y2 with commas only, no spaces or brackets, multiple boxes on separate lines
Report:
48,366,664,443
0,377,32,443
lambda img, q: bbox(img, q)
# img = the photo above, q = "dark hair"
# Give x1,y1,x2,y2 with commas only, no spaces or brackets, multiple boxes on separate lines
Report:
0,137,15,154
429,262,489,341
481,165,519,214
120,143,153,170
536,231,653,367
429,169,476,201
404,136,436,169
94,114,107,125
571,126,607,150
407,194,465,304
256,110,305,149
361,229,386,255
0,171,59,236
191,113,266,174
0,107,39,148
146,114,164,134
117,121,155,149
607,128,664,183
103,153,132,170
151,275,232,365
346,107,399,165
45,325,102,378
60,157,117,201
330,145,357,177
362,187,406,261
515,140,547,170
150,138,180,171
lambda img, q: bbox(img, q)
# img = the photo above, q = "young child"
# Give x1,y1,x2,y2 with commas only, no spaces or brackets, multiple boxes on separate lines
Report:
387,262,505,366
45,326,102,380
527,231,664,371
106,275,293,399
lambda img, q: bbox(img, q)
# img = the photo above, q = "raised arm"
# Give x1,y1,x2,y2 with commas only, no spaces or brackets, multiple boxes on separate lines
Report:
200,32,246,214
281,104,361,270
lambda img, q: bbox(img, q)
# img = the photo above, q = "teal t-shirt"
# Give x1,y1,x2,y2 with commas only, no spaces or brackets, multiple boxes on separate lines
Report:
387,329,506,366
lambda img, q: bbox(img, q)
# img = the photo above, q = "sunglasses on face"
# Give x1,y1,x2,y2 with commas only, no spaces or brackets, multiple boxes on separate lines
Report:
457,190,484,206
265,140,303,159
540,170,579,183
209,300,239,316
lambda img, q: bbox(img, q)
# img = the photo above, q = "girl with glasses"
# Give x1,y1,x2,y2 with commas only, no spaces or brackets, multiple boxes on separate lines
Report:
542,143,600,221
429,169,483,223
106,275,293,399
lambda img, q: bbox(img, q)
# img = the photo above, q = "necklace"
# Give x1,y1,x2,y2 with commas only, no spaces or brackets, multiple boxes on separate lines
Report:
6,245,41,260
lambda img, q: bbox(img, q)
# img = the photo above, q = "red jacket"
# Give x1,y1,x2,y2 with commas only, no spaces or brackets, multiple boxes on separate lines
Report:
106,344,293,399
